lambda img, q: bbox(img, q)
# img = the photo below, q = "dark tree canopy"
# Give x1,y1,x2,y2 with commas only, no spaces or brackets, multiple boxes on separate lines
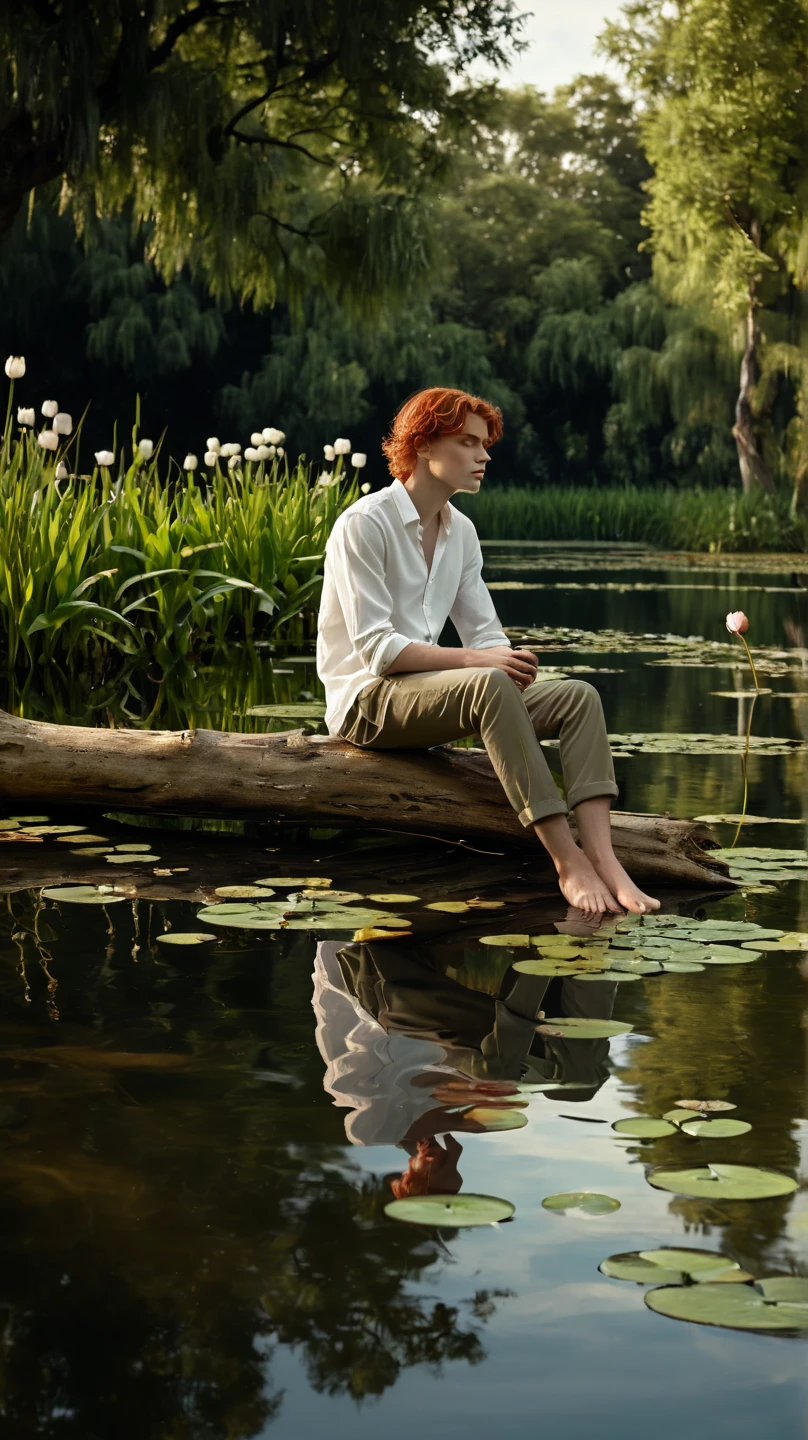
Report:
0,0,526,310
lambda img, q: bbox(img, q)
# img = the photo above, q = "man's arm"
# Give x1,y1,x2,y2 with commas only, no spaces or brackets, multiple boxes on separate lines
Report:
330,513,414,676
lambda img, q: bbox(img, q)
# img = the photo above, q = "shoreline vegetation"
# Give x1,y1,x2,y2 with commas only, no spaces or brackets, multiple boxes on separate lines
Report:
453,486,807,554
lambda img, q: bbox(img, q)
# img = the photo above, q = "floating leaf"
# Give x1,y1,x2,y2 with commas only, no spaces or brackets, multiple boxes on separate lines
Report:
681,1118,752,1138
156,933,217,946
663,1108,699,1127
245,702,326,717
42,884,127,904
676,1099,736,1113
256,877,331,888
480,934,531,948
661,960,705,973
366,893,421,903
426,901,471,913
600,1254,685,1285
56,834,110,844
537,1018,633,1039
648,1163,798,1201
18,824,87,836
114,842,154,853
352,926,412,942
196,902,289,929
542,1192,621,1216
298,888,363,902
9,814,49,823
639,1248,739,1277
384,1194,515,1227
755,1277,808,1305
70,846,114,856
741,931,808,951
573,970,642,983
645,1280,808,1331
462,1106,528,1131
612,1117,677,1138
105,854,159,864
214,885,277,899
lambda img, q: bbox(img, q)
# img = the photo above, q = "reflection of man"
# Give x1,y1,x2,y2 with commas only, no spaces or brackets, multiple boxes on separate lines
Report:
312,940,615,1199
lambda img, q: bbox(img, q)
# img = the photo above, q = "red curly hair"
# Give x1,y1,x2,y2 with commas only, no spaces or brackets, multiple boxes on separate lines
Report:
381,387,503,481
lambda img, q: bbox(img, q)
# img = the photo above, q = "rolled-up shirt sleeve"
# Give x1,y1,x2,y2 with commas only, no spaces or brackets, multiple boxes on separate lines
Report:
330,513,414,675
449,530,511,650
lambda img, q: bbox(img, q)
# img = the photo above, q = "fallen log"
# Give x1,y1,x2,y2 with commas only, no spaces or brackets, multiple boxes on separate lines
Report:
0,707,732,886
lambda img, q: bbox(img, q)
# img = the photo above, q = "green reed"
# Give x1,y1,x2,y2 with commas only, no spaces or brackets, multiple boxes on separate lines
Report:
453,485,807,552
0,417,359,688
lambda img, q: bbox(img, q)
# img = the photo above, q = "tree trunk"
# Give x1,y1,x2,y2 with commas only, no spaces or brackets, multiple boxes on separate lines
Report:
0,707,733,886
732,297,776,495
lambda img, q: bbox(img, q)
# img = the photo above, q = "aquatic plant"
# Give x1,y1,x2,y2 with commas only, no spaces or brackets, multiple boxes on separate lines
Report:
1,359,367,696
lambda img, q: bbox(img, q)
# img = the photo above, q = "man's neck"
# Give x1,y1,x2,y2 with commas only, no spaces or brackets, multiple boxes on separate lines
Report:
400,472,456,529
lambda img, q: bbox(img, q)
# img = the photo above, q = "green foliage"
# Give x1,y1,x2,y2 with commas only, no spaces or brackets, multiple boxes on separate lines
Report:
453,483,806,550
0,395,360,700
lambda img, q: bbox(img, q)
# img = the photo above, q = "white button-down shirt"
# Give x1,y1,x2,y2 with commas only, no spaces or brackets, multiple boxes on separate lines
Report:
316,478,511,735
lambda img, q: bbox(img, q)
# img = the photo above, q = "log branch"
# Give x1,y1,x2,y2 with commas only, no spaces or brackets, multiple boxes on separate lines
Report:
0,707,733,886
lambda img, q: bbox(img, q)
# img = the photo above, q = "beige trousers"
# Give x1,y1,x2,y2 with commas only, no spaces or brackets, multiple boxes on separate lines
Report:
337,666,618,827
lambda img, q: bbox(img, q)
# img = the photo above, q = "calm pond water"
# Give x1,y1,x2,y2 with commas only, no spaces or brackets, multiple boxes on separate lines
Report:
1,542,807,1439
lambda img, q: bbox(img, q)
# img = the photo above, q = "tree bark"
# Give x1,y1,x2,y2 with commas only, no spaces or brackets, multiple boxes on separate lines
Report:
0,707,733,886
732,296,776,495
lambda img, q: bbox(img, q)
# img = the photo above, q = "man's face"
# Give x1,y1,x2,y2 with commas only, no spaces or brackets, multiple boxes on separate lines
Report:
414,409,491,493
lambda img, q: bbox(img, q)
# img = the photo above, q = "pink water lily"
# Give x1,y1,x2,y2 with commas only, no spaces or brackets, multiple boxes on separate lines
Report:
726,610,749,635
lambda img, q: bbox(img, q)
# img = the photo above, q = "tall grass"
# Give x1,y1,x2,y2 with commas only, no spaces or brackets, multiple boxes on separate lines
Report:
453,485,807,552
0,415,359,693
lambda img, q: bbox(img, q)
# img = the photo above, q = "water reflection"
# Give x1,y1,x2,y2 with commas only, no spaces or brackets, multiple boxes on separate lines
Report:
314,939,615,1201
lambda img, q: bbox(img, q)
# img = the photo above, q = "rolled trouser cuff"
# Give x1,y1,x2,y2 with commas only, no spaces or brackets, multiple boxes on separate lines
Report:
519,798,569,827
566,780,620,809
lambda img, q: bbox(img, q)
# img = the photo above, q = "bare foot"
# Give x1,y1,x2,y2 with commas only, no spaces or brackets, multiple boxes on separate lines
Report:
586,854,660,914
556,851,623,914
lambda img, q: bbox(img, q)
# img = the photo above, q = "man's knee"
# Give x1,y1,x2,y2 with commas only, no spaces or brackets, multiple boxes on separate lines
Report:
566,679,604,714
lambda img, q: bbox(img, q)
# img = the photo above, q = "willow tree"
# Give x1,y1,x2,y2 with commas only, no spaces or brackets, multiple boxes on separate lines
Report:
0,0,525,313
602,0,808,499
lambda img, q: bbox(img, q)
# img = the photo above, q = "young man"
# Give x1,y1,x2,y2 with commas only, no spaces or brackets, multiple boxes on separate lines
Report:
316,387,659,915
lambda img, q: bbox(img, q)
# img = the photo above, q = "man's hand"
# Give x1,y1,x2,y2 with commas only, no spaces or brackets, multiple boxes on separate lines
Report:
464,644,539,691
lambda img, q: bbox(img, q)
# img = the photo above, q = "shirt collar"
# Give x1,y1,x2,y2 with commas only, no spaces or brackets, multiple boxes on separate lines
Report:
389,479,453,535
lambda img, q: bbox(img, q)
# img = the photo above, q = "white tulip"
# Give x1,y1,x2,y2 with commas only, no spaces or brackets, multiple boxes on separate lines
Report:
266,427,285,446
351,452,367,468
244,447,260,462
323,443,335,461
17,407,35,426
250,432,263,447
267,445,277,458
53,411,72,435
360,481,371,493
229,441,241,453
38,430,58,451
333,437,351,455
55,461,69,481
204,450,219,467
256,445,271,460
183,453,198,470
95,449,115,467
206,436,221,452
41,399,58,418
317,472,336,487
228,454,241,469
276,446,284,458
137,438,154,460
4,356,25,379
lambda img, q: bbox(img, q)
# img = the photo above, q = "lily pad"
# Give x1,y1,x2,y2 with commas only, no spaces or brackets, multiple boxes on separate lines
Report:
680,1117,752,1138
425,901,471,913
196,902,289,929
105,854,159,864
648,1163,798,1201
542,1192,621,1216
661,960,705,973
245,702,326,717
70,846,114,856
256,877,331,888
573,970,642,983
663,1108,700,1127
366,893,421,903
462,1106,528,1131
384,1193,515,1227
42,884,127,904
741,931,808,951
639,1248,740,1277
114,842,154,853
214,885,277,899
755,1276,808,1305
480,934,531,948
676,1099,736,1112
298,889,363,902
9,814,50,822
352,926,413,942
56,833,110,844
536,1018,633,1039
645,1279,808,1331
600,1254,685,1285
18,824,87,836
612,1117,677,1138
156,932,217,946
